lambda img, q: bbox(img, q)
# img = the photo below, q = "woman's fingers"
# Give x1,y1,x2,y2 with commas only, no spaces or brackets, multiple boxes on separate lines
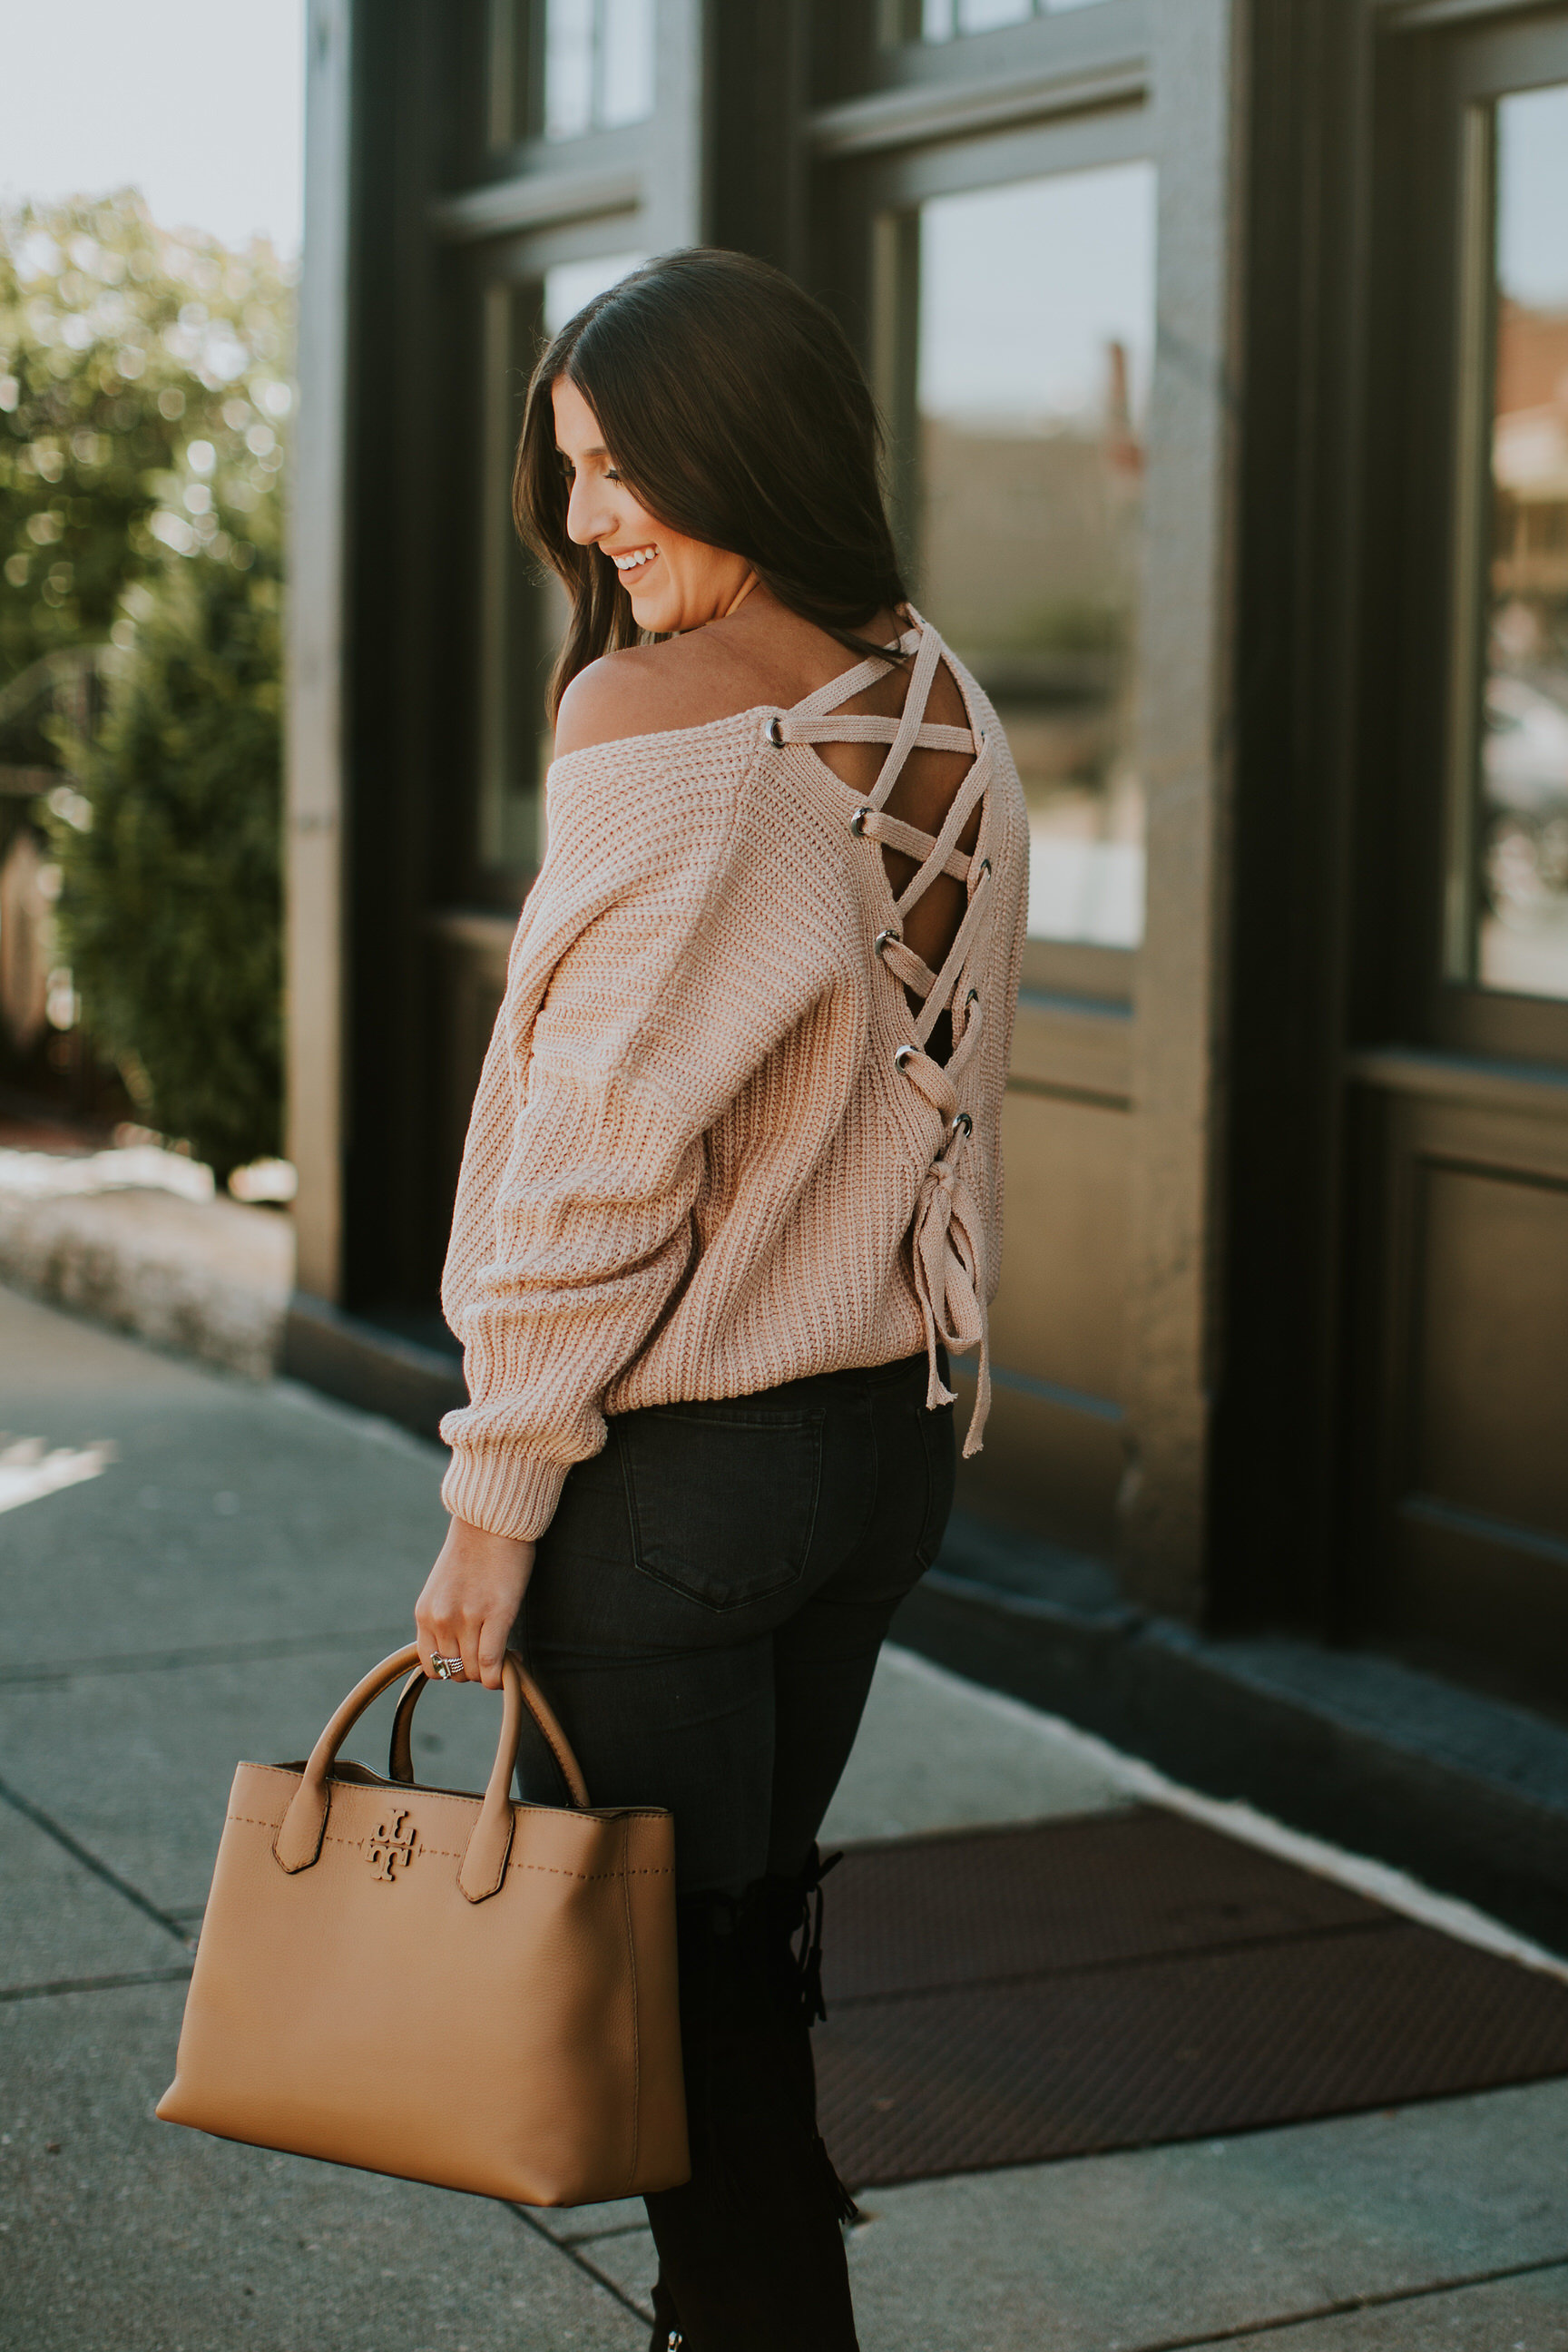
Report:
414,1593,459,1680
414,1520,536,1687
415,1603,486,1683
412,1606,442,1680
414,1593,470,1682
475,1612,510,1690
416,1606,478,1681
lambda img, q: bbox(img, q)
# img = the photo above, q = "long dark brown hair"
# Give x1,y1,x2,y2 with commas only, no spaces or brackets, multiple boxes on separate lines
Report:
514,249,909,718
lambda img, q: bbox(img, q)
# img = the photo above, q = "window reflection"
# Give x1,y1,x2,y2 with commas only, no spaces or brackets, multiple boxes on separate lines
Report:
884,0,1110,43
477,281,545,880
543,250,647,336
545,0,655,141
1470,83,1568,1001
476,252,644,883
488,1,655,147
909,164,1156,947
534,252,647,852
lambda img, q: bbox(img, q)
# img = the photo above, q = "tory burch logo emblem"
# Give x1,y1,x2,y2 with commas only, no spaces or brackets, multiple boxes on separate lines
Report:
365,1808,418,1881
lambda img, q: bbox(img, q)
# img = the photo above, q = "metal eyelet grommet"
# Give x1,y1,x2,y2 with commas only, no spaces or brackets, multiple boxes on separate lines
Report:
894,1044,916,1073
767,715,784,747
849,807,872,836
874,928,900,958
950,1110,974,1139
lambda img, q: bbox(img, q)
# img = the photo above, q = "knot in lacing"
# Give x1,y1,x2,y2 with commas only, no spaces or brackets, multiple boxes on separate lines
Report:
896,1045,991,1453
768,609,997,1456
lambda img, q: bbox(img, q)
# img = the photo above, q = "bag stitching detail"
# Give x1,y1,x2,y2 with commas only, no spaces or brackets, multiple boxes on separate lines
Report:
620,1815,641,2194
227,1814,671,1881
240,1767,670,1821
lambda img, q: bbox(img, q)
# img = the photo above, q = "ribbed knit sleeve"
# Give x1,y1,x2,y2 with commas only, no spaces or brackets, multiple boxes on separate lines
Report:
436,618,1030,1539
438,719,822,1540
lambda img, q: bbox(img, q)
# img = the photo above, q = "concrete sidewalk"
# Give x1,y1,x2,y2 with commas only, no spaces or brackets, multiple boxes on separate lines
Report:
2,1283,1564,2352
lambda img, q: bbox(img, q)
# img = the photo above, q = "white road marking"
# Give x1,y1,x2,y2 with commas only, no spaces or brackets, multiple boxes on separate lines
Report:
0,1436,116,1516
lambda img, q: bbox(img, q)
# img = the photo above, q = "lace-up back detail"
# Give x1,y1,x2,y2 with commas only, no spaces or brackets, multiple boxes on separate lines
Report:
770,614,1004,1455
438,606,1028,1543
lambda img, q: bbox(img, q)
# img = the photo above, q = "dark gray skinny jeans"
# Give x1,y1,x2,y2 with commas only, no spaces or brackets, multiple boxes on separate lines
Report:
514,1349,956,1895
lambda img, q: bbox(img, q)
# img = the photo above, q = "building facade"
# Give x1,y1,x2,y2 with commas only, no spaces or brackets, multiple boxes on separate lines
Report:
289,1,1568,1778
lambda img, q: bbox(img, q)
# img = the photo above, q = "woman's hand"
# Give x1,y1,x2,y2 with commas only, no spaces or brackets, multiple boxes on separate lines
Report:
415,1518,535,1690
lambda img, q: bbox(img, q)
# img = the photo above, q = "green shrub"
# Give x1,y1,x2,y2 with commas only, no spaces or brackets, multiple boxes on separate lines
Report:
0,192,292,684
54,535,283,1181
1,191,293,1177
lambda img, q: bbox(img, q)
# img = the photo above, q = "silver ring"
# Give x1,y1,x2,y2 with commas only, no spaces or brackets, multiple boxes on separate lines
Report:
430,1654,464,1681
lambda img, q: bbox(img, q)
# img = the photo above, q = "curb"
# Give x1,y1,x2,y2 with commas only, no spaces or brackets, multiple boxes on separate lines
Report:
280,1293,466,1441
0,1185,289,1381
893,1520,1568,1958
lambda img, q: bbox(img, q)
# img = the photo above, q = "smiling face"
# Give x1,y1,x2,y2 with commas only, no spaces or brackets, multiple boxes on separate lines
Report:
552,374,755,634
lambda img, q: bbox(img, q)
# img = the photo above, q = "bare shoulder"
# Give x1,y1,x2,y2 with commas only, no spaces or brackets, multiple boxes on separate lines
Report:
553,632,769,760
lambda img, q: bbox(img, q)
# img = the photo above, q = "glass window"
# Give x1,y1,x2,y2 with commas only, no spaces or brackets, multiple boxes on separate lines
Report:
476,252,645,885
487,1,655,146
905,163,1156,948
543,250,646,334
882,0,1110,44
1459,83,1568,1002
476,280,546,881
544,0,655,141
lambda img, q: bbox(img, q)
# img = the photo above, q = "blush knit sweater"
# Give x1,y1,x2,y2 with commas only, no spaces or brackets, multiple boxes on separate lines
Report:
438,616,1029,1542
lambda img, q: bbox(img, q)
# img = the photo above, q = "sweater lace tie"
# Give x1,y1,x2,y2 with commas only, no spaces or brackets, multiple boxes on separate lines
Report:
769,608,998,1455
895,1043,991,1454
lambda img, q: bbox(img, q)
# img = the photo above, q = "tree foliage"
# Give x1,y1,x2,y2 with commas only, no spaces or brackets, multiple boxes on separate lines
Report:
0,191,291,689
0,193,291,1173
55,537,283,1182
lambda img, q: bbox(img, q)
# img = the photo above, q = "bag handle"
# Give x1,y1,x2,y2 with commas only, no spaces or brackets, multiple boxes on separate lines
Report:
272,1644,590,1904
387,1653,590,1809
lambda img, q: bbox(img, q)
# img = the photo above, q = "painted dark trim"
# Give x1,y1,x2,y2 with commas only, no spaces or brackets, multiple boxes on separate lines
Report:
897,1512,1568,1955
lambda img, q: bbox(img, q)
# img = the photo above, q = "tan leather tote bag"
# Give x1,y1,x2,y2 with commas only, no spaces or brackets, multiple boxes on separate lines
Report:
157,1644,688,2206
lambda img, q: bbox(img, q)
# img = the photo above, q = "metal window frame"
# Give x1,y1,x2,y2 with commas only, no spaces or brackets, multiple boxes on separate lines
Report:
802,0,1241,1611
1438,98,1494,986
288,0,1245,1624
1376,15,1568,1061
849,107,1157,1003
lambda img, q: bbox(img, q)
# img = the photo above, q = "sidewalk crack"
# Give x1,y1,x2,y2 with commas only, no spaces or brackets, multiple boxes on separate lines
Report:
0,1771,195,1949
0,1963,193,2004
509,2201,654,2326
1126,2249,1568,2350
0,1624,409,1686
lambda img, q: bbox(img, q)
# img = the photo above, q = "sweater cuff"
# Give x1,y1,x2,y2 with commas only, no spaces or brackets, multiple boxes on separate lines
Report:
439,1436,568,1543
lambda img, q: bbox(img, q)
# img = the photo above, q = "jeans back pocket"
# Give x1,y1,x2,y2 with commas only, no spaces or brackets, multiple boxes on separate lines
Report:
618,1404,825,1612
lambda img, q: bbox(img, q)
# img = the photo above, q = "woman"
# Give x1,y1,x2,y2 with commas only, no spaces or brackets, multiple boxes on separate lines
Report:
415,249,1027,2350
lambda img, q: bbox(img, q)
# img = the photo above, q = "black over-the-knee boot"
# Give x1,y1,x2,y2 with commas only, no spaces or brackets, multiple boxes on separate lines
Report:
642,1848,860,2352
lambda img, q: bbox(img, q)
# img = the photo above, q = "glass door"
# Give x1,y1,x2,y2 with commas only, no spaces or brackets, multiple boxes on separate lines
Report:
1443,73,1568,1024
904,163,1156,970
824,102,1155,1558
428,239,647,1302
1351,12,1568,1713
471,248,646,897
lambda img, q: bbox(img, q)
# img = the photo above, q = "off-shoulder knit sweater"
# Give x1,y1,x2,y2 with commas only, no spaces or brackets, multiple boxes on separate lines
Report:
438,614,1029,1542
